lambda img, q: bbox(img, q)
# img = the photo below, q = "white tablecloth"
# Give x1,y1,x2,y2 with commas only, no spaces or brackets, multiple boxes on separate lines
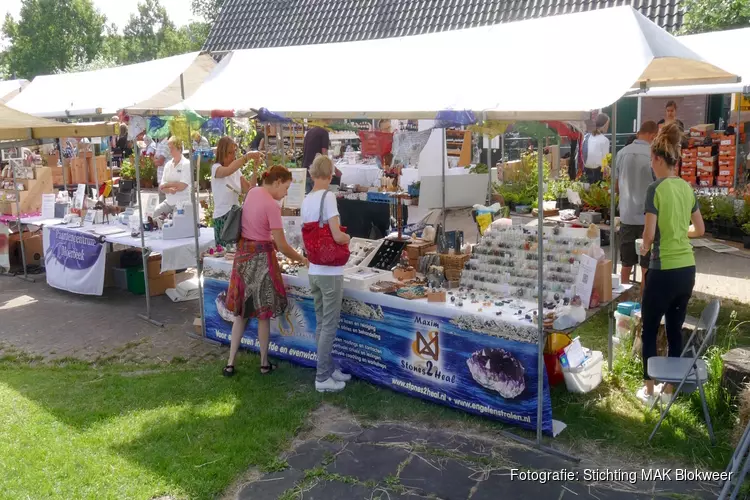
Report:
337,163,381,187
28,218,215,273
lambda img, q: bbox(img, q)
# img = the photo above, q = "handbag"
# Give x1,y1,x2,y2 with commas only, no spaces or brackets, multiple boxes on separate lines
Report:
219,205,242,244
302,191,350,266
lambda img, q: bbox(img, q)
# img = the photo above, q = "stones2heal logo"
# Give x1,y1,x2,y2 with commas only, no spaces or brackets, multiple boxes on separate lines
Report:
400,317,456,384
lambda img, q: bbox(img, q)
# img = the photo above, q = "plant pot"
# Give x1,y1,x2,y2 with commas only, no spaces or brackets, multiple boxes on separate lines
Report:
704,220,715,234
557,197,572,210
140,179,154,189
744,235,750,249
730,225,745,242
120,179,135,191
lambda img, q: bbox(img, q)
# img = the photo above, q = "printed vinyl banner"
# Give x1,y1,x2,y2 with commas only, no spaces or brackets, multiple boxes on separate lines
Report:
43,226,106,296
204,262,553,435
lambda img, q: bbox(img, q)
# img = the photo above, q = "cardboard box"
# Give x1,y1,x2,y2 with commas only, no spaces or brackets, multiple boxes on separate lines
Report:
148,271,176,297
44,151,60,167
720,137,736,146
682,149,696,159
718,167,735,177
696,156,716,168
696,147,713,158
698,177,715,187
717,176,734,187
697,164,715,176
690,124,715,136
680,167,696,177
50,165,71,186
87,155,110,185
71,158,88,184
103,250,125,288
9,231,42,267
681,176,697,186
594,259,613,303
146,254,164,277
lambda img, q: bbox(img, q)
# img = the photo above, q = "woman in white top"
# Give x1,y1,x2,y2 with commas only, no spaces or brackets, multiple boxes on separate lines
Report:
301,154,352,393
211,136,256,247
154,136,192,219
584,113,610,184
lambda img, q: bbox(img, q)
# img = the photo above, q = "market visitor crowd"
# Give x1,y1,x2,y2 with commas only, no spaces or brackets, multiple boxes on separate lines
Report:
132,109,703,398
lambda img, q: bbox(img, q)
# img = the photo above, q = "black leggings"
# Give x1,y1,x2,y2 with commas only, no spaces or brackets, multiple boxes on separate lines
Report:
641,266,696,380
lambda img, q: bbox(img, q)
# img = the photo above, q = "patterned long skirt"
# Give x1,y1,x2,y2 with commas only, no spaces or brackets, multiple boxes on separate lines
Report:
225,239,287,320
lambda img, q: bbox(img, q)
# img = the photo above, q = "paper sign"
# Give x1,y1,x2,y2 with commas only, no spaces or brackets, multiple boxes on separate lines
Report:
83,210,95,224
575,254,597,309
41,194,56,219
73,184,86,210
283,168,307,209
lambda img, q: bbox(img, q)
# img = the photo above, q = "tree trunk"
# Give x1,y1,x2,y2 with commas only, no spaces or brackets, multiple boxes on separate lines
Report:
722,348,750,400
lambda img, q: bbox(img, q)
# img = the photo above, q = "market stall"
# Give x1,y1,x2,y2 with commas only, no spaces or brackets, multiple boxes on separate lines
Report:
170,6,737,454
0,79,29,104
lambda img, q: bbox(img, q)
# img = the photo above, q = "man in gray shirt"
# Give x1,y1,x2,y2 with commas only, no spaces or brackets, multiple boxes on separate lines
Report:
616,121,658,288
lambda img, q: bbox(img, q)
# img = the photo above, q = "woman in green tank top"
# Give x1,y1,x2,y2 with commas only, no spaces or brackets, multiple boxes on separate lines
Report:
637,123,705,406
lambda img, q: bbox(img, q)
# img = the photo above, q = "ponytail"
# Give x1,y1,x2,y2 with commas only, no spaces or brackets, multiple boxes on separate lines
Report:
651,122,682,167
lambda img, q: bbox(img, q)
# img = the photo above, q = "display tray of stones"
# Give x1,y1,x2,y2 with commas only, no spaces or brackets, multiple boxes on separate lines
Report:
277,251,304,276
347,237,379,267
462,225,591,300
368,239,408,270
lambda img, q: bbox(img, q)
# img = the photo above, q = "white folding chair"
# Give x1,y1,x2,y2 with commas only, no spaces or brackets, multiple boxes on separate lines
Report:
647,299,720,444
719,419,750,499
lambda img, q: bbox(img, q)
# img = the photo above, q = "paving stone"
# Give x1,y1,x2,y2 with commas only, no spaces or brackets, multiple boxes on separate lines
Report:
325,443,408,483
237,469,304,500
300,480,372,500
355,424,424,445
398,456,476,499
471,470,565,499
285,439,344,471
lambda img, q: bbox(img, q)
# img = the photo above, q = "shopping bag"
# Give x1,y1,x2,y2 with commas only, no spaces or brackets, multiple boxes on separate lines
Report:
301,191,350,266
219,205,242,244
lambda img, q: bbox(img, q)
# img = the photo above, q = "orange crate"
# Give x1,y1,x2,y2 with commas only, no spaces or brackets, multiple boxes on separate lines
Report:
698,176,715,187
718,166,735,177
717,177,733,187
696,156,716,168
681,167,697,176
682,148,697,158
696,147,713,157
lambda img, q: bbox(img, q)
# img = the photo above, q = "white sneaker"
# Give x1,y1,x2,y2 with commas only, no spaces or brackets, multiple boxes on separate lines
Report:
315,377,345,393
331,369,352,382
636,386,658,407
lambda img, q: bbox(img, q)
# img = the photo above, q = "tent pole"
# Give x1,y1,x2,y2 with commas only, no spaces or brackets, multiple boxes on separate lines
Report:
735,104,742,189
134,143,163,327
483,112,491,205
608,102,618,372
441,128,446,227
191,145,207,339
536,136,544,445
58,138,68,194
12,155,33,283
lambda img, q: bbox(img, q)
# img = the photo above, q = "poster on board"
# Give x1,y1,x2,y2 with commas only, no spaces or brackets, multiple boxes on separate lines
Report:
43,227,106,295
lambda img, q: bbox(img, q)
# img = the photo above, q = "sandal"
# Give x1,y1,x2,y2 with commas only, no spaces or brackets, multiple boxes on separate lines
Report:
223,365,236,377
260,362,278,375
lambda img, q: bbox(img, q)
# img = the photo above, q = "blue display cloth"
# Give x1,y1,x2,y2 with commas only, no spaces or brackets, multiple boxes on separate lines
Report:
203,257,554,435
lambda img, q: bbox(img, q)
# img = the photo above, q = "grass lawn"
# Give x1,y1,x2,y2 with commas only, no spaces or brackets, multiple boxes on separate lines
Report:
0,296,747,499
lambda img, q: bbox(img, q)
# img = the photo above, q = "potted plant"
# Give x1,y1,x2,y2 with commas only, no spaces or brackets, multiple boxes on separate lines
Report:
743,223,750,249
119,158,136,191
697,195,715,234
139,156,157,189
712,195,735,240
408,181,421,198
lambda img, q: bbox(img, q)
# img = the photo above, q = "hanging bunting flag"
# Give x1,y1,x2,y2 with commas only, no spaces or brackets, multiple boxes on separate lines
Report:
127,116,147,141
147,116,171,139
434,110,477,129
183,109,207,130
392,130,432,166
201,117,226,136
169,115,190,146
511,121,559,140
256,107,292,123
468,120,512,138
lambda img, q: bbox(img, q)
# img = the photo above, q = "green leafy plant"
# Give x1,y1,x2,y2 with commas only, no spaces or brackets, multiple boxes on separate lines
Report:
713,195,735,222
743,222,750,235
548,169,572,200
139,156,157,184
120,158,135,180
697,195,715,221
576,181,616,211
469,163,488,174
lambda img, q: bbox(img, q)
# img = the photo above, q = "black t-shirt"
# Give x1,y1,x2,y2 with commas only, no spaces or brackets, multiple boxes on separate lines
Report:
657,119,685,131
250,131,264,150
302,127,330,169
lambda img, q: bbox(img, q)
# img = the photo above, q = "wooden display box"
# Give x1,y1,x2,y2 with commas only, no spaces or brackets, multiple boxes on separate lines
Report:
88,155,110,184
44,151,60,167
406,241,437,260
50,165,72,186
427,290,446,303
393,267,417,281
71,158,88,184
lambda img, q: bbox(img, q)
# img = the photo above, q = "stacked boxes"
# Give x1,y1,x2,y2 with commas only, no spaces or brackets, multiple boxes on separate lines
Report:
695,146,716,187
718,135,737,187
680,147,696,185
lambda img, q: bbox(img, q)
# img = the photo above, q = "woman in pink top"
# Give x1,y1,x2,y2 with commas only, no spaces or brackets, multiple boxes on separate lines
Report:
223,165,307,376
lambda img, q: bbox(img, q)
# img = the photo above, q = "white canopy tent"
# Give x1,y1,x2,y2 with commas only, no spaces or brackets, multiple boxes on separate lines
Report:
0,79,29,104
165,6,736,121
0,102,116,141
640,27,750,96
7,52,215,118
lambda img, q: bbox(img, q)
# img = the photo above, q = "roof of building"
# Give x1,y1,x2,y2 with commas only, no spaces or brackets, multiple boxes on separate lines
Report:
204,0,683,52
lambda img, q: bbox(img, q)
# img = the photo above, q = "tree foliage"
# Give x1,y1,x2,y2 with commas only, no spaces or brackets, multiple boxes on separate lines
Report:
2,0,105,79
191,0,225,25
680,0,750,34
